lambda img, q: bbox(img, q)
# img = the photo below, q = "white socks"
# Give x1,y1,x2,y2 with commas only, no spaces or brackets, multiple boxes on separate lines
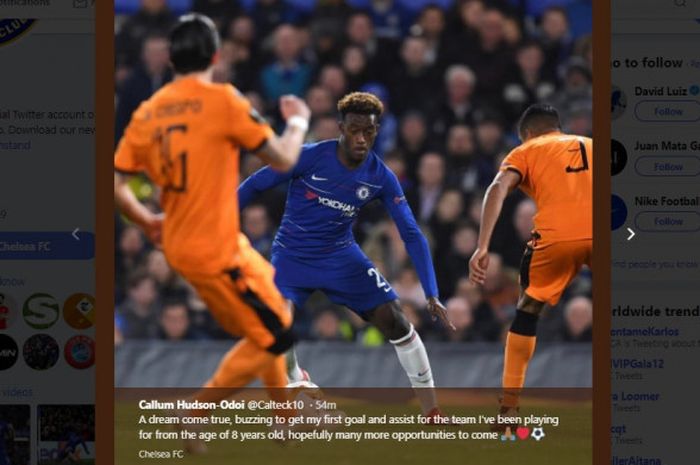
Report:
390,325,438,414
286,349,306,383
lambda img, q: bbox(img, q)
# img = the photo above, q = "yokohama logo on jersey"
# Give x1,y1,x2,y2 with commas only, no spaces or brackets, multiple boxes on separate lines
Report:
305,190,357,217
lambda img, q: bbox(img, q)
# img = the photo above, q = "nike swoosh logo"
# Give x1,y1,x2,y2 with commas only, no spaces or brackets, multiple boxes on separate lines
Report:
311,174,328,181
417,369,430,377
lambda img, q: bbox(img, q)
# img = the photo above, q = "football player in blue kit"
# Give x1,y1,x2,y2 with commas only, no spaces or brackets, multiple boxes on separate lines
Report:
56,429,89,463
239,92,454,418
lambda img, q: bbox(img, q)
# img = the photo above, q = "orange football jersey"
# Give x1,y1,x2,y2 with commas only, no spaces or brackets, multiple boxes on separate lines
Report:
114,77,273,275
500,132,593,242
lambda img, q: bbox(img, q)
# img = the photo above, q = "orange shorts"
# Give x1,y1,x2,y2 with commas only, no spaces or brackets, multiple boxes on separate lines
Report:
519,237,592,306
179,242,293,354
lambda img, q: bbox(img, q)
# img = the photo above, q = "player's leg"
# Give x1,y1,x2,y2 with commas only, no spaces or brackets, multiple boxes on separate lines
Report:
501,293,545,411
270,253,314,384
501,239,590,411
184,246,294,396
323,246,439,415
364,300,440,415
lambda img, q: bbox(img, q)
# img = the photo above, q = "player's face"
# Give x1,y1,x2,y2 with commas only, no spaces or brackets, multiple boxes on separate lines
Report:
339,113,379,162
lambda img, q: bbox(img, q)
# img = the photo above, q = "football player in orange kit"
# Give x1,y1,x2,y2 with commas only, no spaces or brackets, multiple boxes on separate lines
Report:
469,104,592,420
114,13,311,452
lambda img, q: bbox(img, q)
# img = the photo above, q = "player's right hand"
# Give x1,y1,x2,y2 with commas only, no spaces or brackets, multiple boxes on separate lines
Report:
468,248,489,285
279,95,311,121
143,212,164,247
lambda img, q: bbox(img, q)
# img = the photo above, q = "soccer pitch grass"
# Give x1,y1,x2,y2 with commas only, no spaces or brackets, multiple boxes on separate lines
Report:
116,394,591,465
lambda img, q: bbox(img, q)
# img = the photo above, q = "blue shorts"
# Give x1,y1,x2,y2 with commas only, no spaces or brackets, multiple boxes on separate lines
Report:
271,244,398,314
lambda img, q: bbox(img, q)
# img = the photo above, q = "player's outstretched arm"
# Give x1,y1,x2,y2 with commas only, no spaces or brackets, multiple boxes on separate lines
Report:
238,166,295,210
380,172,454,328
114,172,163,246
469,169,521,285
255,95,311,172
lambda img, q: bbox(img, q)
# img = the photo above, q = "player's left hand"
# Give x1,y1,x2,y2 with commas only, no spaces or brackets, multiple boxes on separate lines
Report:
468,247,489,285
427,297,456,331
143,212,164,247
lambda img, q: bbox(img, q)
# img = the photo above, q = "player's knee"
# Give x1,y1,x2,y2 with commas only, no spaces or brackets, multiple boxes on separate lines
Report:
266,328,295,355
383,303,411,341
509,310,539,337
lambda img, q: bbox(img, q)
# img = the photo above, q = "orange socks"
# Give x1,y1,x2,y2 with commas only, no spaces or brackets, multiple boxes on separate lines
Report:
189,338,286,415
501,331,537,408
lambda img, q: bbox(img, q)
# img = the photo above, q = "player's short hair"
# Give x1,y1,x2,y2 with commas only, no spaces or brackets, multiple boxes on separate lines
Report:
518,104,561,138
169,13,220,74
337,92,384,120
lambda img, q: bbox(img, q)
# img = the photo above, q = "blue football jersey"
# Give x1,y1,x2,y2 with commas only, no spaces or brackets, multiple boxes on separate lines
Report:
239,139,439,298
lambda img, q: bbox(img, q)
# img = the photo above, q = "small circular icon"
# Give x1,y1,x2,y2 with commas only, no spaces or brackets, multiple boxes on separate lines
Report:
612,86,627,120
0,292,18,330
0,334,18,370
690,85,700,96
612,194,628,231
23,293,59,329
611,139,628,176
63,293,95,330
23,334,59,370
64,335,95,369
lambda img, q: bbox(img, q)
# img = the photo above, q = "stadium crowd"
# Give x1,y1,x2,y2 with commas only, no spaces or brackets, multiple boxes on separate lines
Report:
114,0,593,346
38,405,95,442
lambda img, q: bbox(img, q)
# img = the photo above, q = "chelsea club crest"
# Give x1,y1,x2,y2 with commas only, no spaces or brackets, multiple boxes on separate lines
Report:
0,19,36,46
356,186,370,200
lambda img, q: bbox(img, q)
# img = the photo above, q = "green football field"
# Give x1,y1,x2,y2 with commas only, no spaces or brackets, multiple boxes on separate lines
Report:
115,394,591,465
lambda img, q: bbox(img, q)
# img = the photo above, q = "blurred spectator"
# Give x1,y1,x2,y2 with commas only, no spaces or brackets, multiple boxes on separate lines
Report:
431,65,478,139
115,35,172,142
115,0,175,69
309,114,342,141
219,24,259,91
116,225,148,300
342,45,372,91
242,204,275,258
444,297,478,342
360,82,397,157
397,112,432,179
191,0,240,30
411,5,446,67
406,152,446,224
363,220,409,281
146,249,179,292
344,12,398,78
390,35,439,116
391,266,425,307
317,64,348,100
468,8,513,101
548,57,592,135
429,189,464,260
498,197,536,268
367,0,413,39
308,0,354,45
158,300,202,341
117,270,160,339
537,6,573,81
501,40,556,125
437,221,477,298
562,296,593,342
475,113,507,160
445,124,493,192
306,85,335,119
261,24,312,105
311,309,345,341
383,150,411,191
251,0,304,40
